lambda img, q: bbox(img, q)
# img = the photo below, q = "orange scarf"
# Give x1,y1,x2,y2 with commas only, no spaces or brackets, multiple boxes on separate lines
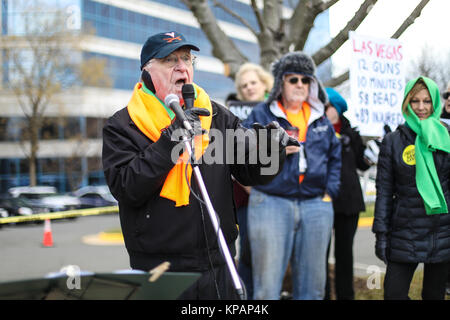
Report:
278,101,311,183
127,82,212,207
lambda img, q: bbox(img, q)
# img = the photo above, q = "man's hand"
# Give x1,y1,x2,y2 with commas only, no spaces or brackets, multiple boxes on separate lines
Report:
162,108,210,142
285,145,300,155
252,121,300,154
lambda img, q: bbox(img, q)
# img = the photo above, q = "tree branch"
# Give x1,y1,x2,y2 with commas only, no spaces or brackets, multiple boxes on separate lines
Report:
182,0,247,77
326,0,431,87
324,70,349,87
262,0,283,36
289,0,339,51
391,0,430,39
212,0,257,35
312,0,378,66
251,0,266,33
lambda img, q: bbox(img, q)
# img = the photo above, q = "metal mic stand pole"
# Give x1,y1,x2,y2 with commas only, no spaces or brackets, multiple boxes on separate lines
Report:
181,134,245,300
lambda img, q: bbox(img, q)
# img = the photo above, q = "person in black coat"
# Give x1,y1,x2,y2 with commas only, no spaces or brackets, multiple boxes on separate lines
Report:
442,81,450,296
373,76,450,300
102,31,297,300
324,88,371,300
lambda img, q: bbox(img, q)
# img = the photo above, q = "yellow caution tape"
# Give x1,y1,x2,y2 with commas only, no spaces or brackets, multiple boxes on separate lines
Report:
0,206,119,224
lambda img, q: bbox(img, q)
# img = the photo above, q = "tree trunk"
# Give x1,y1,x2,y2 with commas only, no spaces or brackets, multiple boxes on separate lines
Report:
28,114,39,187
28,103,42,186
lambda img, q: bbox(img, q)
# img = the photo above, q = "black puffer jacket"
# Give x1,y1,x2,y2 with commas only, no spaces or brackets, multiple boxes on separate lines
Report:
373,124,450,263
332,116,370,215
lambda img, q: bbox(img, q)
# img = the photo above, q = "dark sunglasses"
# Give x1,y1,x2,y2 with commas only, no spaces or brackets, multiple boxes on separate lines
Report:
287,76,311,85
443,92,450,99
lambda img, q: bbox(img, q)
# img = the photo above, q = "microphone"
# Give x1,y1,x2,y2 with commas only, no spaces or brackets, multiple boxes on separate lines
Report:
164,94,194,133
182,84,195,110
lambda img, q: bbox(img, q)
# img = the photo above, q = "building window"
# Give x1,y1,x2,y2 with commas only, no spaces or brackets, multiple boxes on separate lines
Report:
0,117,27,141
63,117,81,139
40,157,59,174
40,117,60,140
86,117,105,139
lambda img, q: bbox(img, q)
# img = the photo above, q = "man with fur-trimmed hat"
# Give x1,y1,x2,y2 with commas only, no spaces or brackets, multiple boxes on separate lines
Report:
243,51,342,300
102,31,298,300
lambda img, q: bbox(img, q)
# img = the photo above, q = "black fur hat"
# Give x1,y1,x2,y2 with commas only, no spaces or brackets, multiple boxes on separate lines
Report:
267,51,328,105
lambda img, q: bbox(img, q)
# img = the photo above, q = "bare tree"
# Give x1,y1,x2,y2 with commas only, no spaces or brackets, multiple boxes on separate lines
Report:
406,46,450,93
0,3,110,186
182,0,430,83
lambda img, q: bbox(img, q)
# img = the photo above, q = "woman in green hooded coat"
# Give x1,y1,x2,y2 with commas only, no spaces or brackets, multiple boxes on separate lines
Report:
373,76,450,300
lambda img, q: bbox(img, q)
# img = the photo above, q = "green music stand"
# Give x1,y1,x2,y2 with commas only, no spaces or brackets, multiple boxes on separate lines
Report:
0,270,200,300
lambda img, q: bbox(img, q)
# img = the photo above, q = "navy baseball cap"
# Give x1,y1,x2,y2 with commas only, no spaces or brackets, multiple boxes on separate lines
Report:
140,31,199,70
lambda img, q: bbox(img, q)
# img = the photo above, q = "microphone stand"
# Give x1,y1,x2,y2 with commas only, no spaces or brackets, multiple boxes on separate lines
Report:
181,134,245,300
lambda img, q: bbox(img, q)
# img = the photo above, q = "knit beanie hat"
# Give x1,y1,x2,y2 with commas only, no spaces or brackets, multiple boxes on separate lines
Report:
325,87,348,115
267,51,328,105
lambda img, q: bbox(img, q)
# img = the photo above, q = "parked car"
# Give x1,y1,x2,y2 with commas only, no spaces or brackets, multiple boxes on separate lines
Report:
72,185,117,208
0,195,51,215
0,196,49,225
0,207,8,218
0,207,7,228
8,185,57,198
8,186,81,212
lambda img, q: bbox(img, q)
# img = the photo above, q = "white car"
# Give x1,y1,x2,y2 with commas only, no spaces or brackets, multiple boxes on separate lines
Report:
72,185,117,208
8,186,81,212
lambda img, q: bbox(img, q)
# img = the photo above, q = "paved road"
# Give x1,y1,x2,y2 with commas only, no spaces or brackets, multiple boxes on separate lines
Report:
0,212,386,284
0,214,129,282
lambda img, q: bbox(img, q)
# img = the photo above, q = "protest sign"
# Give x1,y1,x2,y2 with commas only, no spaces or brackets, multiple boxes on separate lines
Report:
349,31,405,137
227,100,260,120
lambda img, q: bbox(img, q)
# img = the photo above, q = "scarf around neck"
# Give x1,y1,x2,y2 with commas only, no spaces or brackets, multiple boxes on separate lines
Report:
127,82,212,207
403,76,450,214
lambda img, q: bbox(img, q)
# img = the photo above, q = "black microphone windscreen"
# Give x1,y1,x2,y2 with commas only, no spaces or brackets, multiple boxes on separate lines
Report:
182,84,195,109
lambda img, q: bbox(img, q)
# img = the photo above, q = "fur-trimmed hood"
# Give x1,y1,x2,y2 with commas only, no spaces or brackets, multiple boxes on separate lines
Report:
267,51,328,110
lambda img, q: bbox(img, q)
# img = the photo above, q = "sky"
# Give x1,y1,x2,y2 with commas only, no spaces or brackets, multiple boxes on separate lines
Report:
328,0,449,76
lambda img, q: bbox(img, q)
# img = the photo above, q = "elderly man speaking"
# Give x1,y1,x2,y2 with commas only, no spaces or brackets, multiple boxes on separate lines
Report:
102,31,298,300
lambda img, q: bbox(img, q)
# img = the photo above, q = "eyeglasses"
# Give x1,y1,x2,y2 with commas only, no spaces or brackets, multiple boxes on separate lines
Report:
443,92,450,99
285,75,311,85
158,54,196,68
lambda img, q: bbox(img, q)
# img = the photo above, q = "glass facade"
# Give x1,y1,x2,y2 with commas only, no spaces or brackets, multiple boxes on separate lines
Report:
81,0,261,92
0,115,105,193
0,0,331,194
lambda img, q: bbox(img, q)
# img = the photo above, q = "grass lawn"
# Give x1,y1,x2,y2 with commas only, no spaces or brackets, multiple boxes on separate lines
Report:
354,269,450,300
360,202,374,218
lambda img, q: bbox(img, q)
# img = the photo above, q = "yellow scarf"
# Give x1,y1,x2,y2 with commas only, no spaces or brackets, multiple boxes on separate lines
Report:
127,82,212,207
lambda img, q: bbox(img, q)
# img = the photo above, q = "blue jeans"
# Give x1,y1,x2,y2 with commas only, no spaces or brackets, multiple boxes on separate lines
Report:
248,189,334,300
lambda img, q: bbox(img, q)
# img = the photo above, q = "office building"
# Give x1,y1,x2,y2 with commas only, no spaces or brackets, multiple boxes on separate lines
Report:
0,0,331,193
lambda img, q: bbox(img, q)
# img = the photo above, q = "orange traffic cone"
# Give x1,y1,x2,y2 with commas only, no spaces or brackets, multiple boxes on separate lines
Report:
42,219,54,247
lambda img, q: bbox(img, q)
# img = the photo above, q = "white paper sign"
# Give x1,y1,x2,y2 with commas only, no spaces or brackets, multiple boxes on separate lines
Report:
349,32,405,137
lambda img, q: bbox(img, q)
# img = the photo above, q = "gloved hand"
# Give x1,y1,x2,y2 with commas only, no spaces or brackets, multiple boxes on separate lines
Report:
363,139,380,166
252,121,300,154
375,233,388,264
162,107,210,142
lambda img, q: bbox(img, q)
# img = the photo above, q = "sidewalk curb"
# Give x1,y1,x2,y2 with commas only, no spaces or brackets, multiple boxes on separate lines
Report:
82,232,124,246
358,217,373,228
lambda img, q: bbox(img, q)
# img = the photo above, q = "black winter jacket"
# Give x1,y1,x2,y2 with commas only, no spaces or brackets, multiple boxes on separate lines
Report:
102,101,282,272
333,116,370,215
373,124,450,263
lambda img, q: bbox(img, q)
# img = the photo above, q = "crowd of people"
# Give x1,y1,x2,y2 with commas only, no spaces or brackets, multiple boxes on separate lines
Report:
102,30,450,300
